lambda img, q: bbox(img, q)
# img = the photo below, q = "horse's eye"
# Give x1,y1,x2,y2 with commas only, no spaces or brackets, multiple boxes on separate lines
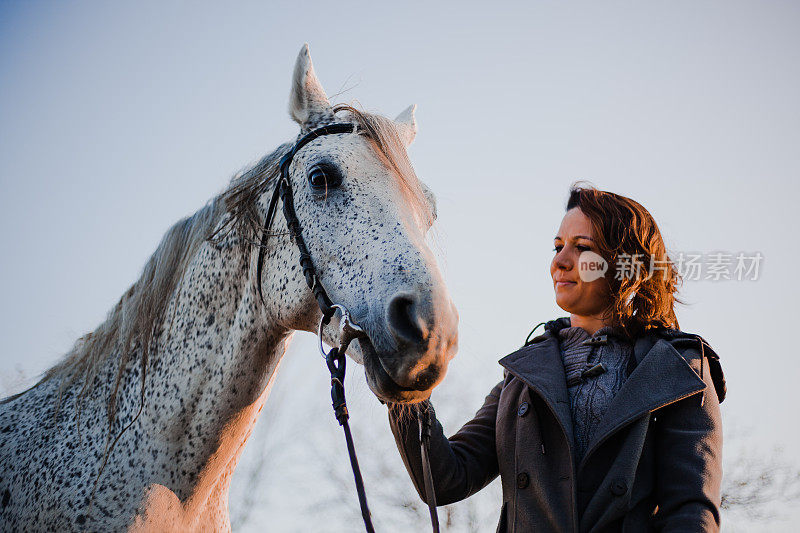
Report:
307,164,342,191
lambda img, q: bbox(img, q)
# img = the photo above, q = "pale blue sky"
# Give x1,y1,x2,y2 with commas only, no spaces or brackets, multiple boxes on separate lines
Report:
1,1,799,530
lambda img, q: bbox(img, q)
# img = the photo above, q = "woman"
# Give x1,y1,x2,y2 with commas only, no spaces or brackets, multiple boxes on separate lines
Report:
388,183,725,532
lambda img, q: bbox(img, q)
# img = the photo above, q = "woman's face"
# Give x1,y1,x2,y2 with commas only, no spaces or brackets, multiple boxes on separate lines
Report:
550,207,612,317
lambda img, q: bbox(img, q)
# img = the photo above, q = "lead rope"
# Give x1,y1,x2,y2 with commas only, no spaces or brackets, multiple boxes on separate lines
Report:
326,344,375,533
419,403,440,533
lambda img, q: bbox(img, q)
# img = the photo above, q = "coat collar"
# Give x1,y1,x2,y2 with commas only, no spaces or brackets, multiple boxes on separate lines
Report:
499,334,575,448
499,322,707,469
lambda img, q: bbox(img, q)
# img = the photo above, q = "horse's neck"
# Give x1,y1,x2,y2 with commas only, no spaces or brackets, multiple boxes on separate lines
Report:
102,232,294,508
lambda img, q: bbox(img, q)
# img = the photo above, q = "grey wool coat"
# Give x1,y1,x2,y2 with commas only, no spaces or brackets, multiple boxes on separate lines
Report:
388,317,725,533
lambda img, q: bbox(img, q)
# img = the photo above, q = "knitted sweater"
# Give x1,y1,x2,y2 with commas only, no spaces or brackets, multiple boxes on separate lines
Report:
557,324,633,464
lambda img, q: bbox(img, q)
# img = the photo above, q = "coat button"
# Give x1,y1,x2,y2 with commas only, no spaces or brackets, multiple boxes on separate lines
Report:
516,472,530,489
609,479,628,497
517,402,530,417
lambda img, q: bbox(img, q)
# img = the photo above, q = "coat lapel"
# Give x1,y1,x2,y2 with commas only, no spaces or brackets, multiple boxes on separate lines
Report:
499,329,709,475
577,336,707,472
499,334,574,451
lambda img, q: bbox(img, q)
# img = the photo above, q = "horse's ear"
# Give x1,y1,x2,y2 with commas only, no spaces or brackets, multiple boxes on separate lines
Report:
394,104,417,147
419,180,437,221
289,43,333,128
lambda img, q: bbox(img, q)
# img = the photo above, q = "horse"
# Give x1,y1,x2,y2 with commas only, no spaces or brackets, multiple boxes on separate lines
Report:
0,44,459,532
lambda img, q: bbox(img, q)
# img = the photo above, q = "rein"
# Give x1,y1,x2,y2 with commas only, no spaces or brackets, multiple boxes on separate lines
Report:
257,122,440,533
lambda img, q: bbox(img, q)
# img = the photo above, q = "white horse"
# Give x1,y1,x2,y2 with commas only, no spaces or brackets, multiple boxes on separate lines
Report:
0,45,458,532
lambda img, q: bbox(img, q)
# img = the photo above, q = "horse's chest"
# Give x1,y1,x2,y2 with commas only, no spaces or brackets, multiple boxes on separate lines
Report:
128,482,229,533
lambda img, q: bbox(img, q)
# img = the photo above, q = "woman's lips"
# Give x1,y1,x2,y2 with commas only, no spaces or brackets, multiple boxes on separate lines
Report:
555,281,577,288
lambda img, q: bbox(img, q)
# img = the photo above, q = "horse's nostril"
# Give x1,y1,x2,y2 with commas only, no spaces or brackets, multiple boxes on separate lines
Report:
412,364,440,391
386,294,428,346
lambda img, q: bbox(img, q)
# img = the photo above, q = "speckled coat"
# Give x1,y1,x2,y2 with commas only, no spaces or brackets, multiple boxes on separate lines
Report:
389,318,725,532
0,44,458,532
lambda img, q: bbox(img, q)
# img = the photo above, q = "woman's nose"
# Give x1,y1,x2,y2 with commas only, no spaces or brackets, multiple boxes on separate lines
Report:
554,250,573,270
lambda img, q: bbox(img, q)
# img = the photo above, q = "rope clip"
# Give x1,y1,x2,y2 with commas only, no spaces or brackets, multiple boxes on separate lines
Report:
318,304,367,358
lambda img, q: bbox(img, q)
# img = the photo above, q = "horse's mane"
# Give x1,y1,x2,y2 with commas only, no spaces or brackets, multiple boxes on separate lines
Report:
3,106,430,424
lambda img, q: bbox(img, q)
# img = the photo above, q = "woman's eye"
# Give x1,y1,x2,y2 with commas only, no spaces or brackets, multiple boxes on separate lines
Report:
553,244,590,253
307,164,343,191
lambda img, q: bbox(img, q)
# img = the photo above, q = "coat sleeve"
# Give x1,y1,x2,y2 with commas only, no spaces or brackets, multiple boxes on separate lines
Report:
653,354,723,532
387,380,503,505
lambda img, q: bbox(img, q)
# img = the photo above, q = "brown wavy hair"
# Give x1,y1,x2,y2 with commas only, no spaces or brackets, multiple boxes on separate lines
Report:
566,181,683,338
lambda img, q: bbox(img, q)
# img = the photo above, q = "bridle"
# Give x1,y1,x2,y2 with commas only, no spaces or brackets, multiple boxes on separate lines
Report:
256,122,440,533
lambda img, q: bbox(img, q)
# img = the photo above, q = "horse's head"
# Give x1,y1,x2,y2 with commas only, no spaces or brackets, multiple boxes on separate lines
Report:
263,45,458,404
